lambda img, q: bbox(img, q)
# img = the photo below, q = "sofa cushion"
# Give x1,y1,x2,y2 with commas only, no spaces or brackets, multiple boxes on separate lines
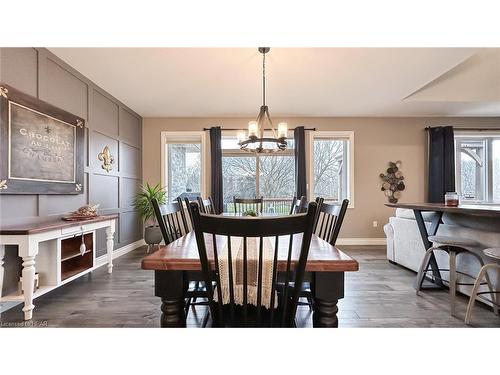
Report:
395,208,438,222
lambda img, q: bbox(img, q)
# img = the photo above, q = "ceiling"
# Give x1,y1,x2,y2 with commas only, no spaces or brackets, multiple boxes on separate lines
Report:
49,48,500,118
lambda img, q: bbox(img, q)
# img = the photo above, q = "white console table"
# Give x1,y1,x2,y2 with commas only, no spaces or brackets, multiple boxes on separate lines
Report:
0,215,116,320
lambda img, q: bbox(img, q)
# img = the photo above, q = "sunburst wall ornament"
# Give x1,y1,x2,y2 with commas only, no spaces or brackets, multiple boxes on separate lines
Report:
380,160,405,203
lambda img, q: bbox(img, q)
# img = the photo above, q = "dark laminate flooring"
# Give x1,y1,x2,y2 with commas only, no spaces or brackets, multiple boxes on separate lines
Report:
1,246,499,328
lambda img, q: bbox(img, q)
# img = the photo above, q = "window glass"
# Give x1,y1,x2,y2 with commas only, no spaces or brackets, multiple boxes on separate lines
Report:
492,140,500,201
166,143,201,202
222,156,257,211
313,138,347,202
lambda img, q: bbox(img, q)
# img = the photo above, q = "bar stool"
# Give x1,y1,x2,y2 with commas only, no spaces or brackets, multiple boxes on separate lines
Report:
416,235,495,316
465,247,500,325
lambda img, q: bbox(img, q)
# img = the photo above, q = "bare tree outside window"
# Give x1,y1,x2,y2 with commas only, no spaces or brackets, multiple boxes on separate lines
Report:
313,139,345,201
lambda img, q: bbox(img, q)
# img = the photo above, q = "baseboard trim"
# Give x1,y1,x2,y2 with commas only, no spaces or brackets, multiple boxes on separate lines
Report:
95,239,146,268
336,238,387,246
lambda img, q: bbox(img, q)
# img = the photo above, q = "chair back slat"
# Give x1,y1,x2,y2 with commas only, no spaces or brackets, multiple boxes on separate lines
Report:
151,198,189,246
190,201,318,327
227,236,235,325
233,196,264,215
289,196,307,214
197,196,216,214
314,198,349,245
211,233,224,323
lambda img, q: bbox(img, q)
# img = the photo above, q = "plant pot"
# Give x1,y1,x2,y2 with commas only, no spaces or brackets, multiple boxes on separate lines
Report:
144,225,162,245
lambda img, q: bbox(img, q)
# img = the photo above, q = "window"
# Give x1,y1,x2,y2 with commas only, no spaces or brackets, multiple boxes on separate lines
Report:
455,132,500,203
161,132,206,202
309,131,354,205
221,132,295,213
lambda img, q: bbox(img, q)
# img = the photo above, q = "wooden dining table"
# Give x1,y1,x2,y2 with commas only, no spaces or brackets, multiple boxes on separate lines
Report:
141,231,359,328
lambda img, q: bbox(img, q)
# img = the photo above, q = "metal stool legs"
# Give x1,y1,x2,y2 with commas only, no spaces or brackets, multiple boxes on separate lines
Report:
465,263,500,325
449,250,457,316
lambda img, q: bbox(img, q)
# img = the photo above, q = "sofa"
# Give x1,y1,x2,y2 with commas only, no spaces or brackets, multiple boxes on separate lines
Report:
384,208,500,304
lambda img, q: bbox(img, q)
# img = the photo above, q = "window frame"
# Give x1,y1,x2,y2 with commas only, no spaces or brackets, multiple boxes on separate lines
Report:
307,130,355,208
454,130,500,204
160,131,208,201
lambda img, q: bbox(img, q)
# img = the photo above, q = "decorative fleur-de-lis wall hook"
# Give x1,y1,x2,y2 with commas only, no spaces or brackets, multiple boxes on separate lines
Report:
98,146,115,172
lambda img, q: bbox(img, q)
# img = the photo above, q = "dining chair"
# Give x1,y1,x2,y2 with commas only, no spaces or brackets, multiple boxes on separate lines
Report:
233,196,263,215
151,198,189,245
152,198,209,326
197,196,216,214
190,201,318,327
314,198,349,245
294,198,348,310
289,196,307,215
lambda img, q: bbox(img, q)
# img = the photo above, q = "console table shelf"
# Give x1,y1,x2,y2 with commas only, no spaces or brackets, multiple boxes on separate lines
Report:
0,215,116,320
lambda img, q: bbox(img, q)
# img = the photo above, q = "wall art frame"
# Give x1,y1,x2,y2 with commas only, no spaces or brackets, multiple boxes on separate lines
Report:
0,83,85,194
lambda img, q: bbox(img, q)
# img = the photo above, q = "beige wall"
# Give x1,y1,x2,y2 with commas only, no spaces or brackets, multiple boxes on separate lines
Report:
143,117,500,238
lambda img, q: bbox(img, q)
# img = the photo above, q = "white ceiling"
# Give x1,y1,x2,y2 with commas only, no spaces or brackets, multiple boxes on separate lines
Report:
48,48,500,118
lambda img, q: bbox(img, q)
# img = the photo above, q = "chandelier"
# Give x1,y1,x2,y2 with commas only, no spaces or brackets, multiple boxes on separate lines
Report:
237,47,288,153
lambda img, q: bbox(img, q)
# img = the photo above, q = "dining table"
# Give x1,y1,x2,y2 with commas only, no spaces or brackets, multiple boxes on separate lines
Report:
141,229,359,328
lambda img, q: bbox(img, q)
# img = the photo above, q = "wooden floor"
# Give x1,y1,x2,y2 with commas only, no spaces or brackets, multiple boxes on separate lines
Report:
1,246,499,328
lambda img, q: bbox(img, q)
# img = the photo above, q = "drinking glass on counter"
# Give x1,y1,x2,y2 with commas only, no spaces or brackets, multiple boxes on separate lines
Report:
445,192,459,207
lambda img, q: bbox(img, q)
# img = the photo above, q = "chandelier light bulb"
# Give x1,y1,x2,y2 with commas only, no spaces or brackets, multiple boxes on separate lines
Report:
248,121,259,137
237,130,247,143
277,122,288,138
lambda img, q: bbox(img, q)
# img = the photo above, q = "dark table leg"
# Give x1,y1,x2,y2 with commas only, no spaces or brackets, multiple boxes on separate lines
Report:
312,272,344,328
413,209,444,288
155,270,186,327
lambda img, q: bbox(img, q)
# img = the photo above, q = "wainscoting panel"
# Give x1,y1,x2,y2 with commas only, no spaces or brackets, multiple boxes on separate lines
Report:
120,143,141,177
119,107,142,148
90,174,119,210
120,177,141,210
0,48,38,97
42,57,88,120
93,89,119,137
119,211,142,244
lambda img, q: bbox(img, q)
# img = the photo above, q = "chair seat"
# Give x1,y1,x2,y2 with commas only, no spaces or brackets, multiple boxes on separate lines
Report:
483,247,500,260
428,235,480,249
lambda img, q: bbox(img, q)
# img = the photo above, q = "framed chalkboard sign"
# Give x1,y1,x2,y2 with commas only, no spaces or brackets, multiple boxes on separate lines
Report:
0,83,84,194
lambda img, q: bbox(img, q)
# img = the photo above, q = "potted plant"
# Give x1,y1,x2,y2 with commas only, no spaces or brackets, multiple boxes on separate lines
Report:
133,183,166,247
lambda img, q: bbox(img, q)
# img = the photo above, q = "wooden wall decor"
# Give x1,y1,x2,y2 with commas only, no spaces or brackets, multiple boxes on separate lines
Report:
0,83,85,194
380,160,405,203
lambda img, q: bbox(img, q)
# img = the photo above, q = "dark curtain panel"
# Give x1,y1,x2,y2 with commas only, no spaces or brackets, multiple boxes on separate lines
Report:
209,126,223,213
428,126,455,203
294,126,307,198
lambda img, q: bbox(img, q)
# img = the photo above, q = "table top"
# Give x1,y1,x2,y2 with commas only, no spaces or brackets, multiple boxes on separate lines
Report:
141,231,359,272
0,214,118,235
386,202,500,217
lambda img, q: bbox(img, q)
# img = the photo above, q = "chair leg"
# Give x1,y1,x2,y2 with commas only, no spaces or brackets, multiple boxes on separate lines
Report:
185,297,192,317
307,295,314,311
202,309,210,328
480,262,499,316
465,265,490,325
449,250,457,316
416,247,437,295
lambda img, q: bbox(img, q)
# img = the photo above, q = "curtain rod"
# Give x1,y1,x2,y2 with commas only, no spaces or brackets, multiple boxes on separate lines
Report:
203,127,316,131
425,126,500,131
